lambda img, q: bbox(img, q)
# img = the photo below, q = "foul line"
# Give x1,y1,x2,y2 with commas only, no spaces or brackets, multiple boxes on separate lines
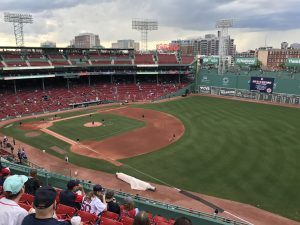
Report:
224,211,254,225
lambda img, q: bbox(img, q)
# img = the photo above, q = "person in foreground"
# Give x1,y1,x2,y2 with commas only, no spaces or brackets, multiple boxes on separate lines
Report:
133,211,151,225
21,186,69,225
0,175,28,225
174,217,192,225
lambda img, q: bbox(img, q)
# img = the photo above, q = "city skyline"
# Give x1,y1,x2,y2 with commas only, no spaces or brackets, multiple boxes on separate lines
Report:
0,0,300,51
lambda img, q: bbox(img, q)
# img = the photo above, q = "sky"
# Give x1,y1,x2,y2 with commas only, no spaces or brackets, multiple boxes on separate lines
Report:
0,0,300,52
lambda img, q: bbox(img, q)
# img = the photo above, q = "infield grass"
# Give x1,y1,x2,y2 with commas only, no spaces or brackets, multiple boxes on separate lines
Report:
48,113,145,141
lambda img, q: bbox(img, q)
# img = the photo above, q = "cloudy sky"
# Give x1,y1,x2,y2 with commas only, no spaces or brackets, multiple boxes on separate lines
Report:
0,0,300,52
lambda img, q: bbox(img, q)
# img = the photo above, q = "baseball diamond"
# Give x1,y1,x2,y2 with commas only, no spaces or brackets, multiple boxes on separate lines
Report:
1,96,300,225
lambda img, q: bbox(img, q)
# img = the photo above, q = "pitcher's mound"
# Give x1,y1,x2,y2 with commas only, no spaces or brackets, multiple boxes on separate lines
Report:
84,122,102,127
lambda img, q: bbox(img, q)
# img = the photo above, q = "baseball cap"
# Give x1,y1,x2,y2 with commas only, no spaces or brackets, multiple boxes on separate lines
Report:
93,184,104,192
1,167,10,176
3,175,28,194
67,180,80,190
34,186,57,209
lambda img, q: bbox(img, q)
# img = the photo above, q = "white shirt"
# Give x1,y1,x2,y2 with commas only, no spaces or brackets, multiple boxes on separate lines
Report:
90,196,106,216
0,198,28,225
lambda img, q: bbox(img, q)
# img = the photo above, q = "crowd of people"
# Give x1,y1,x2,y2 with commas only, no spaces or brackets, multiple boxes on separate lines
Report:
0,164,193,225
0,136,28,164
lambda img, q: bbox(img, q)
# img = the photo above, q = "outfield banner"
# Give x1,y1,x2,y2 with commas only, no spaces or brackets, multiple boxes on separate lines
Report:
202,57,219,65
199,86,211,93
219,88,236,96
250,77,275,93
285,58,300,67
235,58,257,66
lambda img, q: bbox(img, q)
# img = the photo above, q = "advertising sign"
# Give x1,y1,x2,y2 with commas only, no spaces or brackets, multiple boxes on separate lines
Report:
235,58,257,66
285,58,300,67
250,77,275,93
202,57,219,65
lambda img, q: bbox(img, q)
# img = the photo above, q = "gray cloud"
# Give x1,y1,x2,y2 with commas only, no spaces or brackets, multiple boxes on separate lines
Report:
0,0,300,51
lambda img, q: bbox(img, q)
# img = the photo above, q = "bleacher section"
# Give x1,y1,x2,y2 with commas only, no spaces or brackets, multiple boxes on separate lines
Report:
68,52,89,66
134,54,155,64
87,52,112,65
1,52,28,67
47,53,70,66
26,53,51,67
0,83,187,119
180,56,195,64
157,54,178,64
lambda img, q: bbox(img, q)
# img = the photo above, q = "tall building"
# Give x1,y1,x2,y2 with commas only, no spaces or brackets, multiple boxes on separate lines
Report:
257,48,300,69
40,41,56,48
171,33,235,56
111,39,139,50
73,33,100,48
171,40,194,55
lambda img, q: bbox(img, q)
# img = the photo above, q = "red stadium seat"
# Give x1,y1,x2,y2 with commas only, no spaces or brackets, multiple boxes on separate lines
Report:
20,193,34,205
153,215,168,224
56,204,76,219
101,217,123,225
77,210,98,224
102,211,119,220
120,216,134,225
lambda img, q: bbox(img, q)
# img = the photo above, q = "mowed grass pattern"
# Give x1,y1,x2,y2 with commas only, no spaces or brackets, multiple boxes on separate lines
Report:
121,96,300,221
48,113,145,141
1,97,300,221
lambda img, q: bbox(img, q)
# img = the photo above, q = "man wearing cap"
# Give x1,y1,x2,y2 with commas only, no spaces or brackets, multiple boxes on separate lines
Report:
0,175,28,225
21,186,69,225
82,184,106,216
0,167,11,186
59,180,85,210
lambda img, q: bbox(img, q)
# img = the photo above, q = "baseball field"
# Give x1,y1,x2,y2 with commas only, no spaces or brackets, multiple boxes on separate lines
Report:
1,96,300,222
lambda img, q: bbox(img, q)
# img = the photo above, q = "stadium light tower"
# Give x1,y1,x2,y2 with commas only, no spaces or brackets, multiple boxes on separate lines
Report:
132,18,158,51
216,19,233,75
4,12,33,47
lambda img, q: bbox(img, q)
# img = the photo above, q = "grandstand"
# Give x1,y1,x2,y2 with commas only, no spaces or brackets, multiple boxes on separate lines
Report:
0,46,195,120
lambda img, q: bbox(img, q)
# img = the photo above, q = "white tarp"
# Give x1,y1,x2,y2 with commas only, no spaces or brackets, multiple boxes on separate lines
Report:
116,172,156,191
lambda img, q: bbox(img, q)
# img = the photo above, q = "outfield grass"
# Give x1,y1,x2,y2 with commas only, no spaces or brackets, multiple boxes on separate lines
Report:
122,96,300,221
48,113,145,141
1,96,299,221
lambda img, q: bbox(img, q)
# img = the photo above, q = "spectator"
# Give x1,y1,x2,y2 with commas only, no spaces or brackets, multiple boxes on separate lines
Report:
0,156,3,170
0,175,28,225
21,186,69,225
21,149,27,162
25,169,41,195
105,189,120,215
81,184,106,216
120,197,139,219
17,149,22,164
174,217,192,225
59,180,85,210
0,167,11,186
133,211,151,225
